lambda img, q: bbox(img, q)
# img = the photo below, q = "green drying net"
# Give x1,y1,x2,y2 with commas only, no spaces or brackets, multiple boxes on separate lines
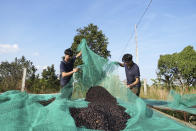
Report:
0,39,195,131
166,90,196,114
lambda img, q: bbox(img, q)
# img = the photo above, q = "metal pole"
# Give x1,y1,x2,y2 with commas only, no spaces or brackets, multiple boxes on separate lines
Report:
144,78,147,95
21,68,27,92
135,24,139,65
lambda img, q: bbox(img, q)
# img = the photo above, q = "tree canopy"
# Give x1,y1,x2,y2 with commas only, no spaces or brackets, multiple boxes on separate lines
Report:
71,23,111,66
157,46,196,89
0,56,60,93
0,56,37,91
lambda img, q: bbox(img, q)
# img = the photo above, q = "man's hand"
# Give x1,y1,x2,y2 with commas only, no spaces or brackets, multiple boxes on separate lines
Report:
118,62,124,67
73,68,79,73
76,51,82,58
126,84,133,89
62,68,79,77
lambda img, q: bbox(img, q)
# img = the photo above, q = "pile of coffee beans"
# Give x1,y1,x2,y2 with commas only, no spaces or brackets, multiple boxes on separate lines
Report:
70,86,131,131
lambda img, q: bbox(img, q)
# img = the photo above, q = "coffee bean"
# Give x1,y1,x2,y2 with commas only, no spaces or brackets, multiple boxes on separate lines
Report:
70,86,131,131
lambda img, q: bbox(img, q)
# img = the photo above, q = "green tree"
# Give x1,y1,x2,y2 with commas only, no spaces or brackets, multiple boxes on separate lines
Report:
0,56,37,92
176,46,196,87
157,46,196,90
71,23,111,66
41,65,60,93
26,74,42,93
157,54,175,89
26,65,61,93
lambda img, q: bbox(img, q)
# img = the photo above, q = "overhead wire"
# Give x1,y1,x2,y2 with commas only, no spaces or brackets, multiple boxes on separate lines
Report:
118,0,153,61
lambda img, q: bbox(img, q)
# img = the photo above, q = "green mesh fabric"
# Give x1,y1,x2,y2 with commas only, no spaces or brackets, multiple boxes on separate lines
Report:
143,90,196,115
167,90,196,114
0,39,195,131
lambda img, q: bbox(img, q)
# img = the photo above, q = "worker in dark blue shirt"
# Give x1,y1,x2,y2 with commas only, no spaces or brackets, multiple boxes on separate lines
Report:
118,54,141,96
60,48,82,87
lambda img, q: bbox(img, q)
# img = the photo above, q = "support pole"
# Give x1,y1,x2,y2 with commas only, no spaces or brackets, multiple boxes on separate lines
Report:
144,78,147,95
135,24,139,65
21,68,27,92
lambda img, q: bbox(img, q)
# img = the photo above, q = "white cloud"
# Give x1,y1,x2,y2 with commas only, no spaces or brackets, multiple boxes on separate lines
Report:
0,44,19,54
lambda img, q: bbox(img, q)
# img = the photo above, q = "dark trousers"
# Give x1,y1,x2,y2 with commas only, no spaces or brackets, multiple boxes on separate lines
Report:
60,82,73,99
130,87,140,96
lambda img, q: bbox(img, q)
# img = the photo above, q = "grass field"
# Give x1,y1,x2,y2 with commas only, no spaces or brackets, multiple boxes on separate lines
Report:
140,86,196,100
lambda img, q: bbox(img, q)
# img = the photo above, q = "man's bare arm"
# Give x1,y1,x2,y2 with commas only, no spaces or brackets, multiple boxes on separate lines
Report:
62,68,79,77
127,77,139,88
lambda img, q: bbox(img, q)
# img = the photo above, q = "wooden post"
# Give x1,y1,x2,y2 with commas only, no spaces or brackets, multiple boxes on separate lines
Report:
21,68,27,92
144,78,147,95
135,24,139,65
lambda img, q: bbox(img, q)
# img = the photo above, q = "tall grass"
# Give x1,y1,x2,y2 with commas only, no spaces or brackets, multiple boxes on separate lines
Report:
140,86,196,100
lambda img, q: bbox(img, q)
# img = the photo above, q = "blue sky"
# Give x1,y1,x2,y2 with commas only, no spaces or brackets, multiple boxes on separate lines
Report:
0,0,196,84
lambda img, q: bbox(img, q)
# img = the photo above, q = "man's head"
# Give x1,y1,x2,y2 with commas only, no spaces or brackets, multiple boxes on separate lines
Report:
122,54,133,66
64,48,73,61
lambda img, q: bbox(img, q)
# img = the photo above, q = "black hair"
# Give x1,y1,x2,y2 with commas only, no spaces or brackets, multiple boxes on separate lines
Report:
64,48,73,56
122,54,132,63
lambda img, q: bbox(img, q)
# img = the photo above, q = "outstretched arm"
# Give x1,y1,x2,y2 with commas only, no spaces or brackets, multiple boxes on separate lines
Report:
118,62,124,67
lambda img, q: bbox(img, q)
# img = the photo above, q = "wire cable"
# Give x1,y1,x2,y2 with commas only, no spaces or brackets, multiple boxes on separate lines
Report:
118,0,153,61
